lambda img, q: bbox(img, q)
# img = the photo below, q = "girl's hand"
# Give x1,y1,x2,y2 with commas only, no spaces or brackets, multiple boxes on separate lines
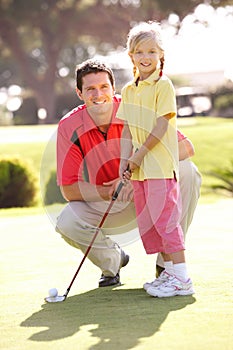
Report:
119,159,129,180
128,151,144,173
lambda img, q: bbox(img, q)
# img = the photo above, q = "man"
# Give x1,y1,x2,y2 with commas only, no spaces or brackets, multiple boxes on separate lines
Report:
55,59,201,287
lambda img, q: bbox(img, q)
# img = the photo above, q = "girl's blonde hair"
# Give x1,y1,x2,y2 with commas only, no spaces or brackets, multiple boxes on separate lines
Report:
127,21,165,78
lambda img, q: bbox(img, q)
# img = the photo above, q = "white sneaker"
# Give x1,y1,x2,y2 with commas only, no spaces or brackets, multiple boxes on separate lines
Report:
143,271,171,291
147,275,195,298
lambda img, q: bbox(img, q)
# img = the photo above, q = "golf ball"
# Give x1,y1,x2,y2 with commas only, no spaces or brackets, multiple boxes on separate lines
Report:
48,288,58,298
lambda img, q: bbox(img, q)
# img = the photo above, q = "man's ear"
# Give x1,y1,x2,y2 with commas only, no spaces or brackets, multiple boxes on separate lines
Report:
76,88,83,100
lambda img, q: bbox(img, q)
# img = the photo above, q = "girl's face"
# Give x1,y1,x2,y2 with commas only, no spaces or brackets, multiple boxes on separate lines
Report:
129,38,162,80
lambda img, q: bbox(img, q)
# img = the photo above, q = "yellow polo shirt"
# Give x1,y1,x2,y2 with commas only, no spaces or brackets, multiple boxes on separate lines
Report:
117,69,179,181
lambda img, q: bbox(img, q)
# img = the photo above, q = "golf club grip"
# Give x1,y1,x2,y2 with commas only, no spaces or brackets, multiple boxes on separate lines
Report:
112,181,124,200
112,164,131,200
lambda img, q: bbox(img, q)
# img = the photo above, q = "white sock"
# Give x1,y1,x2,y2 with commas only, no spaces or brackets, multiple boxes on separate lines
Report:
164,261,174,275
173,263,189,282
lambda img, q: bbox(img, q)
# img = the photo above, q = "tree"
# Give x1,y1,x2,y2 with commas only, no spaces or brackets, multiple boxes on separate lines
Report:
0,0,231,123
0,0,136,122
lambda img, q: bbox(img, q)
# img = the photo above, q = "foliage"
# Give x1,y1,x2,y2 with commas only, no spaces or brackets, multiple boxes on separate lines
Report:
211,83,233,117
1,0,228,123
214,93,233,109
14,96,38,125
44,170,66,205
0,0,140,122
0,157,37,208
208,160,233,196
55,92,81,120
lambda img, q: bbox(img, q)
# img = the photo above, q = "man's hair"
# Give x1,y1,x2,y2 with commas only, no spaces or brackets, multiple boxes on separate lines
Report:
75,59,115,91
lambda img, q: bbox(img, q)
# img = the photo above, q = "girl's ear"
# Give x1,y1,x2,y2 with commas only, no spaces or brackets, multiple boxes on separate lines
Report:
159,51,164,60
128,52,134,64
76,88,83,100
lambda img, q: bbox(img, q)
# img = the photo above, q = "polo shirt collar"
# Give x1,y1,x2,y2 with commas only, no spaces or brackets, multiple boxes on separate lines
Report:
81,96,122,133
134,69,160,86
81,107,96,133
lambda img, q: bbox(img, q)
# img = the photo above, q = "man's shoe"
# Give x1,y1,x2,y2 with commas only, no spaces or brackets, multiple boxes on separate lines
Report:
99,273,120,287
98,250,129,287
120,250,130,269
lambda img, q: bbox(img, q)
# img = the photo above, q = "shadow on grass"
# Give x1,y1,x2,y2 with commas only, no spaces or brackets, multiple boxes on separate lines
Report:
21,287,196,349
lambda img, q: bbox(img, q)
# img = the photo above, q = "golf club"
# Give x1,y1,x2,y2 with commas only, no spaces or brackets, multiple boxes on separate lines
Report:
45,179,125,303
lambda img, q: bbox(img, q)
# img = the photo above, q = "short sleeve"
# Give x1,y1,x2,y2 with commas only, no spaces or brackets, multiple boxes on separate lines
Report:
56,124,83,186
156,78,177,118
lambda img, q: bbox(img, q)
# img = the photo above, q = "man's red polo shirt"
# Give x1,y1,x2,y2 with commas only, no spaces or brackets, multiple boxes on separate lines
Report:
57,96,124,186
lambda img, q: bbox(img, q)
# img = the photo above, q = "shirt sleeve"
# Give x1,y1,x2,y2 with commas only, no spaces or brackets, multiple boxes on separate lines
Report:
156,78,177,118
177,129,187,142
56,124,84,186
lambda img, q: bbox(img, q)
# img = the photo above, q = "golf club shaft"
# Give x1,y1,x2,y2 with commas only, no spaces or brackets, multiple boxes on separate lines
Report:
63,180,125,298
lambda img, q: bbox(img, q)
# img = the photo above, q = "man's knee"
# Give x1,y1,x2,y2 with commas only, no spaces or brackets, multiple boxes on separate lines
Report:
56,204,74,235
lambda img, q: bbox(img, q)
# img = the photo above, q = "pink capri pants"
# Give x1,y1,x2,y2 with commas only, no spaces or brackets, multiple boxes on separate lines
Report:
132,178,185,255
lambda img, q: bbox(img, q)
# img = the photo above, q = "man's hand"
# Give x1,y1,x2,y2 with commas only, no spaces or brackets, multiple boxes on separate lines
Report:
102,178,119,200
103,178,134,202
117,180,134,202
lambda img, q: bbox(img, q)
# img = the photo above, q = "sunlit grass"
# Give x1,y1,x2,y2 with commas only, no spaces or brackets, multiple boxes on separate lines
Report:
178,116,233,202
0,120,232,350
0,117,233,206
1,197,232,350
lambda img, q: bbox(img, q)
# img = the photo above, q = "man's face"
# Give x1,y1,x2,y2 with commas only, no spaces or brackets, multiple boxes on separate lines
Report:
76,72,115,120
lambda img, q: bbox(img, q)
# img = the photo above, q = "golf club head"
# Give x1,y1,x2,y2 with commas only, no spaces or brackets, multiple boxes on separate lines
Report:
44,295,66,303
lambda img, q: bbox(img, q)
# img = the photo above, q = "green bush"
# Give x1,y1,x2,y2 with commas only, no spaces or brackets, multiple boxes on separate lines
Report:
0,158,37,208
208,160,233,196
214,93,233,110
211,84,233,117
44,170,66,205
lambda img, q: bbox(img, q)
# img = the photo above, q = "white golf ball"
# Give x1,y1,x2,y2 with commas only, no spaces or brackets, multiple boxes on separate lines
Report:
48,288,58,298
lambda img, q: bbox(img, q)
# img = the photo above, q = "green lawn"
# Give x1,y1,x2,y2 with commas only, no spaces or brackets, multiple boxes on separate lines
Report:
0,198,232,350
1,117,233,204
178,117,233,201
0,124,56,171
0,119,233,349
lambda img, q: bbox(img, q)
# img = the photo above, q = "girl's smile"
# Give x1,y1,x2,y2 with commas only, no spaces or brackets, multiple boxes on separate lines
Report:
129,38,162,80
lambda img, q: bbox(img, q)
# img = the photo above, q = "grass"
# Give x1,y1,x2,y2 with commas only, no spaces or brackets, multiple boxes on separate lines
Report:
0,198,232,350
0,124,56,171
177,117,233,201
0,119,233,349
1,117,233,205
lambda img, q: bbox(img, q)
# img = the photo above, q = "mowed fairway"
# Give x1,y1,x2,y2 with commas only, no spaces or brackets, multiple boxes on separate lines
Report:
0,200,232,350
0,119,233,349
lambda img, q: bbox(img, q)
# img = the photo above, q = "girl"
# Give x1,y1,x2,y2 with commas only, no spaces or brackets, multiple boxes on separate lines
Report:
117,21,194,297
